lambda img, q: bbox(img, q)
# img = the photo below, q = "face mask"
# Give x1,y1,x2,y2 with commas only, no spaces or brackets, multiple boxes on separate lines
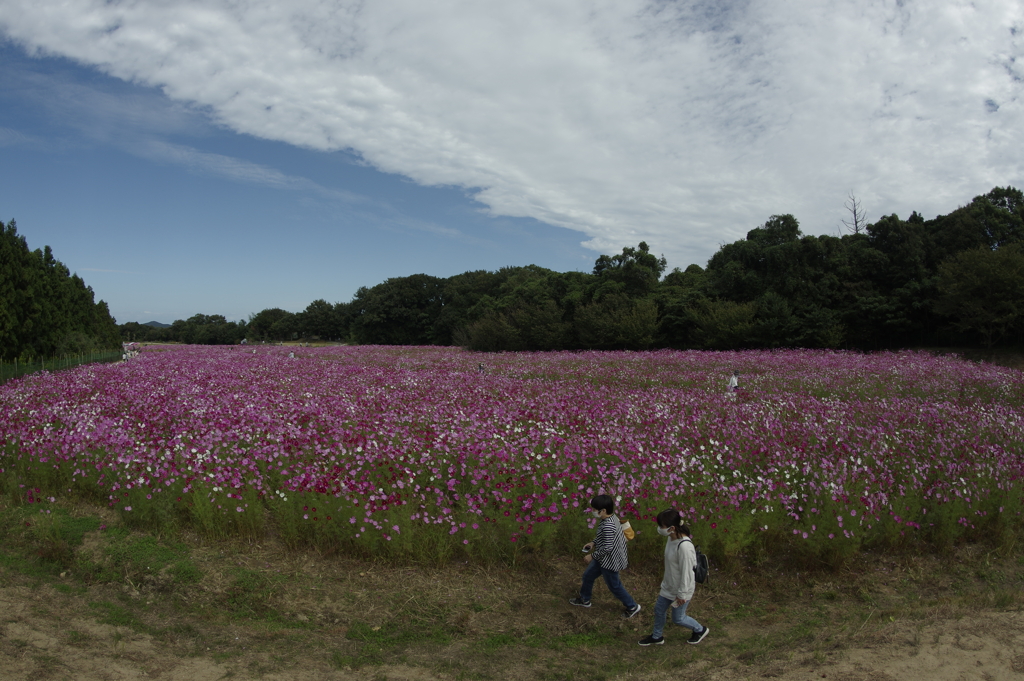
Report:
592,511,603,519
657,526,671,537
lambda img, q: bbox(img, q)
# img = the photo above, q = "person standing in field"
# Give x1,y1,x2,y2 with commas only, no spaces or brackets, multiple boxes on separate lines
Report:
639,509,709,646
727,370,739,393
569,495,642,619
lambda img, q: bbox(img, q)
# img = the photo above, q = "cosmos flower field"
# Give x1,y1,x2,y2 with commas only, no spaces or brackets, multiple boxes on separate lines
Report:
1,345,1022,565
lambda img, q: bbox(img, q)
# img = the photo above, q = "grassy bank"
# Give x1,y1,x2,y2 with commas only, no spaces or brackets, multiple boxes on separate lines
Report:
1,495,1021,680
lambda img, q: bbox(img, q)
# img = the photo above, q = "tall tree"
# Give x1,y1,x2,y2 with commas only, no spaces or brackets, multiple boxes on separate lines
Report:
935,243,1024,347
297,299,347,341
591,241,667,299
349,274,444,345
1,219,120,359
248,308,296,342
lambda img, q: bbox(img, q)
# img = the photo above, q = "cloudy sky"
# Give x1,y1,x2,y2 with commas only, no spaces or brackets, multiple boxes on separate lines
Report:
1,0,1022,324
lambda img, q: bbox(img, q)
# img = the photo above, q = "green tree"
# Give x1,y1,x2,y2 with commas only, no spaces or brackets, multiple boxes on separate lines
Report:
686,299,757,350
703,215,850,348
119,321,170,343
752,291,797,347
433,269,512,345
297,299,348,341
591,241,667,299
248,308,297,342
1,219,120,359
574,294,658,350
177,314,246,345
349,274,444,345
458,313,526,352
928,186,1024,263
656,265,706,348
935,243,1024,347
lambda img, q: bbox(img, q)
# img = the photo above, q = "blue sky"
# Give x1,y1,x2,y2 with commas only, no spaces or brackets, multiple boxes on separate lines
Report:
1,0,1022,325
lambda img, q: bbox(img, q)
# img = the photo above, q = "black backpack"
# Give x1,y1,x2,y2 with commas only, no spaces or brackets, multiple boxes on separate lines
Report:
681,537,710,584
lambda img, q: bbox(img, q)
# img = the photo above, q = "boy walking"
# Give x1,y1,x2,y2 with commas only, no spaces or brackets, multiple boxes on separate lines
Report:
570,495,641,619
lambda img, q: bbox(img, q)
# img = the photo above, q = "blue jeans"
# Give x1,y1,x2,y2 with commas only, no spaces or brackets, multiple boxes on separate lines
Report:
578,558,637,609
651,595,702,639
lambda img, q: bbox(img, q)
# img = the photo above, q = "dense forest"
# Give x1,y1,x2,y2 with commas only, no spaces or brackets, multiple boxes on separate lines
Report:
1,220,121,360
122,185,1024,352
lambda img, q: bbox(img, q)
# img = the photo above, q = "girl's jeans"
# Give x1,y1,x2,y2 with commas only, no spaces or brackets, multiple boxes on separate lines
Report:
578,559,637,608
652,595,702,638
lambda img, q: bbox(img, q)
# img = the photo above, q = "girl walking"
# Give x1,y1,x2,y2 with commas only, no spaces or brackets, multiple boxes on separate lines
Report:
639,509,709,646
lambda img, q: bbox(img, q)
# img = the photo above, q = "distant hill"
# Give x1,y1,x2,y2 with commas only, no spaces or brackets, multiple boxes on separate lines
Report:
142,321,171,328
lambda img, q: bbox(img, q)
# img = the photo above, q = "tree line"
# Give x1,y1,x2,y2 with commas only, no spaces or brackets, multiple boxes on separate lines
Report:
1,220,122,360
121,185,1024,351
119,315,248,346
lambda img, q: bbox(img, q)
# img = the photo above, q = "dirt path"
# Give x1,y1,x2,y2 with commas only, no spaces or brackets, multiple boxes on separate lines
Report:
704,610,1024,681
3,579,1022,681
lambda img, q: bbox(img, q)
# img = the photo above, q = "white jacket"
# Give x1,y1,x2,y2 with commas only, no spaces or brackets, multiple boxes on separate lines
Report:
659,536,696,602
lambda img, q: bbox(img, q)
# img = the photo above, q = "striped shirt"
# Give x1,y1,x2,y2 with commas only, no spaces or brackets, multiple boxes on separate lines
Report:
592,514,629,572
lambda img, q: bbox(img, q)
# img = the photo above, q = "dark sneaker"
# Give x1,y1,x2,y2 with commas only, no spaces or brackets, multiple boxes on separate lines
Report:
638,635,664,646
568,597,591,608
688,626,709,644
623,603,642,619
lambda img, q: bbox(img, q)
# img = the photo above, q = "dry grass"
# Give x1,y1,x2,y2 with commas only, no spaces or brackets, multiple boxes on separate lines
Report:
0,497,1022,680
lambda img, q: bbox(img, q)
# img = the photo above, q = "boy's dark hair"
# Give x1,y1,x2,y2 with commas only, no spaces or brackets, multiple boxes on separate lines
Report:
656,508,690,535
591,494,615,514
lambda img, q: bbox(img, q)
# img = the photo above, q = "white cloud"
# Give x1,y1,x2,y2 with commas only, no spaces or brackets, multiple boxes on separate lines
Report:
2,0,1022,267
0,60,202,143
0,125,33,146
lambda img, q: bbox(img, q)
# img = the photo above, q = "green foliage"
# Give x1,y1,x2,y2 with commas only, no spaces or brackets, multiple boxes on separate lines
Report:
935,243,1024,347
18,185,1024,356
27,511,102,569
1,219,120,360
687,299,756,350
457,266,583,351
247,308,296,342
104,529,203,586
175,314,247,344
297,298,348,341
0,350,123,385
88,601,147,631
119,316,249,345
350,274,445,345
460,311,527,351
574,295,658,350
225,567,284,618
173,484,264,540
591,241,667,298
